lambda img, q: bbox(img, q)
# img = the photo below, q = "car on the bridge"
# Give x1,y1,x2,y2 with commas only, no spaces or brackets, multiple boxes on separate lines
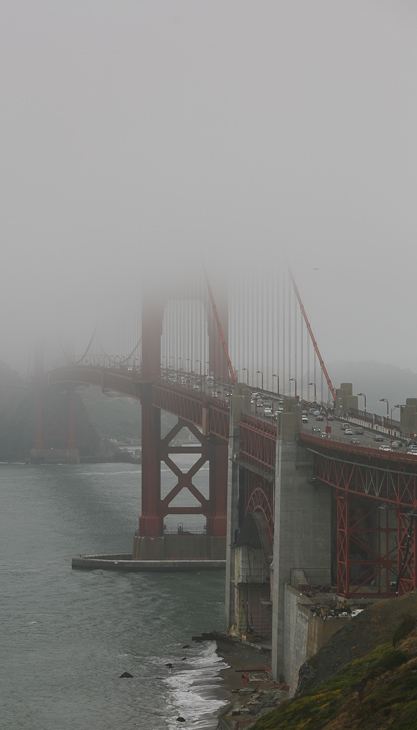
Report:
302,415,308,423
391,440,402,449
312,426,321,433
316,415,324,421
350,438,360,445
341,423,350,430
327,414,334,421
264,408,273,417
344,428,353,435
354,429,364,435
374,435,384,442
379,445,391,451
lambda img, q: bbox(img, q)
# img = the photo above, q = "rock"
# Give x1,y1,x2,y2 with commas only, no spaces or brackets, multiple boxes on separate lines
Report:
119,671,133,678
176,717,186,722
182,644,191,649
166,663,173,668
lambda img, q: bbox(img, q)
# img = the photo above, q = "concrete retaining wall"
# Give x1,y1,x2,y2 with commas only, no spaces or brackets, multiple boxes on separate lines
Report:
133,534,226,560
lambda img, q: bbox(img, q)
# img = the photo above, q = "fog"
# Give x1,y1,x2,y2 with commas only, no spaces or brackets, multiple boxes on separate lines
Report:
1,1,416,375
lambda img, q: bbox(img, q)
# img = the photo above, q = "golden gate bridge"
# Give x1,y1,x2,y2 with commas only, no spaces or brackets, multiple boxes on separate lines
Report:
29,257,417,679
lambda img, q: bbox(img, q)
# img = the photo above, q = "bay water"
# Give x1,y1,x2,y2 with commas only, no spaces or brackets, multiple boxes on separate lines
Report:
0,459,228,729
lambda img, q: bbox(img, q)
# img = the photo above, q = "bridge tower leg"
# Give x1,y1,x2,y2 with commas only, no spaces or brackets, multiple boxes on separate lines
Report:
397,509,417,595
207,437,228,537
31,341,80,464
138,393,162,537
138,292,164,538
336,494,398,598
66,385,78,451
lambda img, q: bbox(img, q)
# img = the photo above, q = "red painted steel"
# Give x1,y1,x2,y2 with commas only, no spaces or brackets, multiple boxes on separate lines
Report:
302,433,417,597
287,263,336,402
245,475,274,545
300,434,417,507
203,263,236,384
209,405,230,442
239,413,276,476
336,494,397,598
139,394,163,537
207,437,229,536
336,494,349,596
152,384,204,428
397,509,417,595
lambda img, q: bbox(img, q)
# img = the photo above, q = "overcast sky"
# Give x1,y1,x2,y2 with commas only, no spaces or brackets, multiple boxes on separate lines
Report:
1,1,416,375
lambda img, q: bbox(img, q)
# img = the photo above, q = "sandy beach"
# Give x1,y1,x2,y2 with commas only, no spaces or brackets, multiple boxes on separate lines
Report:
215,643,288,729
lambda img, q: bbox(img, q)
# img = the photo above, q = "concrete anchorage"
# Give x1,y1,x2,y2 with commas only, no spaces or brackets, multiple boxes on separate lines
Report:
225,394,332,688
271,428,332,680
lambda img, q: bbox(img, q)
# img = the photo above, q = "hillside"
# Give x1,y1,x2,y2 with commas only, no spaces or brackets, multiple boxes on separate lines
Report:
251,592,417,730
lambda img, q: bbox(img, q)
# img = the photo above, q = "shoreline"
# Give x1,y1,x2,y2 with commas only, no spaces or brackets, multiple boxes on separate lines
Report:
214,642,288,729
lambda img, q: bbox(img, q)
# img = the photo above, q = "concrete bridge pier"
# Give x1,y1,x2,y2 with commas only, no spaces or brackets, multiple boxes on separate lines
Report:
271,414,332,680
225,386,249,631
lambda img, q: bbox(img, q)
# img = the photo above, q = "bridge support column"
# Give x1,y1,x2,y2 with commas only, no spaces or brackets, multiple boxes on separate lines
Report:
31,384,80,464
397,509,417,595
33,386,44,451
336,494,398,598
67,385,78,450
138,395,163,537
207,437,228,537
271,435,332,683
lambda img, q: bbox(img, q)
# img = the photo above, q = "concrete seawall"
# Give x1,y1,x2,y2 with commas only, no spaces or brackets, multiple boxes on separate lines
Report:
72,553,226,572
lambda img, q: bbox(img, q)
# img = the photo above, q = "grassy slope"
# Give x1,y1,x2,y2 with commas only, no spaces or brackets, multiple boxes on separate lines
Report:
252,593,417,730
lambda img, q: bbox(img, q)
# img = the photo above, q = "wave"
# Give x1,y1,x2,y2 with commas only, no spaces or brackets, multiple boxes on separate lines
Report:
164,641,229,729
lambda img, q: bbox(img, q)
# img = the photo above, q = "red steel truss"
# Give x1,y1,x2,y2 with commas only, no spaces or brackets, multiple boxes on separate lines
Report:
152,384,230,441
336,494,398,598
301,434,417,507
302,434,417,597
245,471,274,544
140,415,227,537
239,413,276,477
152,384,204,429
396,508,417,595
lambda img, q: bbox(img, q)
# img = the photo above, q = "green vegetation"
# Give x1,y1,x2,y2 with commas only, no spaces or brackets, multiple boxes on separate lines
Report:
393,615,416,647
252,624,417,730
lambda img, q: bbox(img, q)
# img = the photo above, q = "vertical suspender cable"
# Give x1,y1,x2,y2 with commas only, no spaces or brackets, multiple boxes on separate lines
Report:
282,265,286,396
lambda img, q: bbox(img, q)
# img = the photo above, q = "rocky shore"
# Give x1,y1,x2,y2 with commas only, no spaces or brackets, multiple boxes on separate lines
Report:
215,642,288,729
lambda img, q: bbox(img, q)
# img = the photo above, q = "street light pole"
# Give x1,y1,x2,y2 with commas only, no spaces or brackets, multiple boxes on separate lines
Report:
357,392,367,426
272,374,280,397
256,370,264,391
242,367,249,386
308,382,316,402
290,377,297,399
